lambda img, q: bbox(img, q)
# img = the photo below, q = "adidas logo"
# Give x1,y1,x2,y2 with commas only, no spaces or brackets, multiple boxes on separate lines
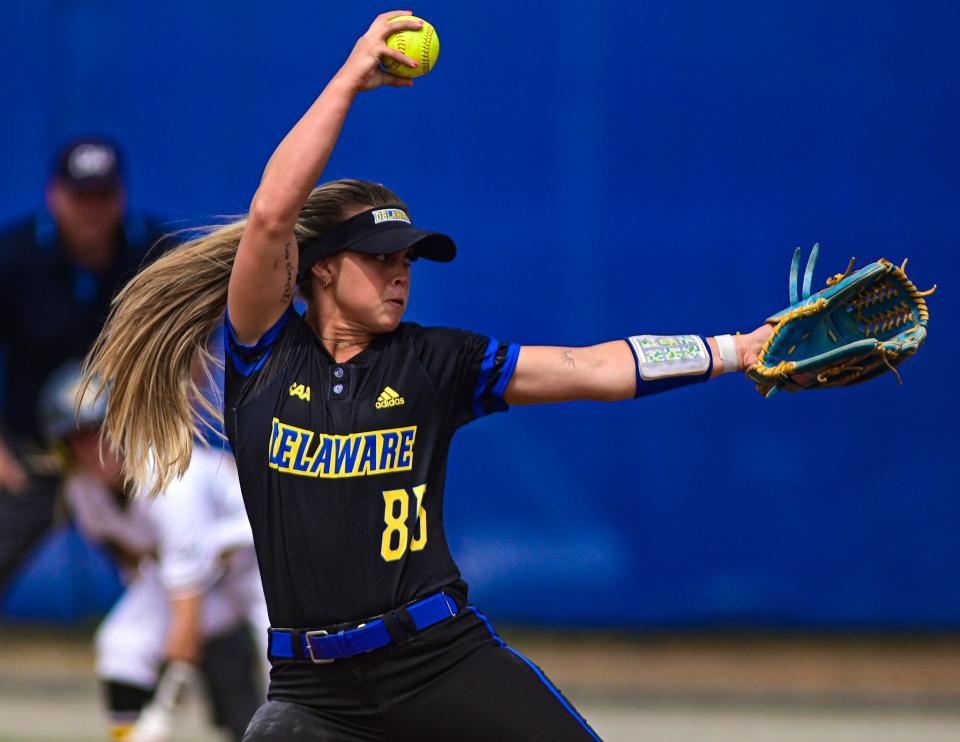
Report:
376,386,405,409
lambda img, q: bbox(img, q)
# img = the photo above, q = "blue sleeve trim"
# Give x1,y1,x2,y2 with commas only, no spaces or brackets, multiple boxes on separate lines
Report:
490,342,521,405
224,308,291,378
471,337,500,418
625,335,713,398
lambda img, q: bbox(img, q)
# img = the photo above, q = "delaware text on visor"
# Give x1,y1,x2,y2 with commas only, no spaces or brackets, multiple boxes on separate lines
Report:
297,206,457,281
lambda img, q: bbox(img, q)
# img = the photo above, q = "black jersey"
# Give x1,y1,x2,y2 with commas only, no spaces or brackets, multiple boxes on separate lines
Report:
223,307,519,628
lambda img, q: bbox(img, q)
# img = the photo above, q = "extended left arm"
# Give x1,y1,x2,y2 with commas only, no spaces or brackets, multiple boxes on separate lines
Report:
504,326,772,406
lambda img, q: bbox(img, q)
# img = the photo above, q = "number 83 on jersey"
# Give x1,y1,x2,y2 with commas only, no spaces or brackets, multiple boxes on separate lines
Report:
381,484,427,562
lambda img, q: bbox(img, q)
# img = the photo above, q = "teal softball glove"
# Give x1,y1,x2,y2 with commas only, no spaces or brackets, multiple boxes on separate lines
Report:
747,244,936,398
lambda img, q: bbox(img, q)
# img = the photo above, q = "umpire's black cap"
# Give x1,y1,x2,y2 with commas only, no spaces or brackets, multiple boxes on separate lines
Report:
297,205,456,281
53,137,123,193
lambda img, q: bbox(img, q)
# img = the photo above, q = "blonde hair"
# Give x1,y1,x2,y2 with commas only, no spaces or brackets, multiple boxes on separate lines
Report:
83,179,404,497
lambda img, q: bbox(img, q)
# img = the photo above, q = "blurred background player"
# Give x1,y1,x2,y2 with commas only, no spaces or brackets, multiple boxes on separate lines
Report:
0,136,172,590
38,360,269,742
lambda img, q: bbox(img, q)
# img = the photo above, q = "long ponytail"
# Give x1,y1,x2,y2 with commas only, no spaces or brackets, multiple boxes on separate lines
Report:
83,219,243,497
83,178,404,498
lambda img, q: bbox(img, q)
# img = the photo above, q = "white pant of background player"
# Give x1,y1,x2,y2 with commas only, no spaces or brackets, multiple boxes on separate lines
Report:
96,551,269,688
65,448,269,689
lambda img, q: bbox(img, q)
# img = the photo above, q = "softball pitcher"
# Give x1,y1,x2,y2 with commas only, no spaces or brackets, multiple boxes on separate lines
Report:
84,12,772,741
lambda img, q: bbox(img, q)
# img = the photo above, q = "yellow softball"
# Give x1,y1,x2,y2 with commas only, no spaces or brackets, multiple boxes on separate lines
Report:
383,15,439,78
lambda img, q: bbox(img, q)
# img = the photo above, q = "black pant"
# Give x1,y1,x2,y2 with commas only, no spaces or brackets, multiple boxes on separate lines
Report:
243,606,601,742
200,623,266,741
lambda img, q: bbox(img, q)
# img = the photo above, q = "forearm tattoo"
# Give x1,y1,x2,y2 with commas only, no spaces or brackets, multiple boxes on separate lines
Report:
560,349,576,368
280,242,294,304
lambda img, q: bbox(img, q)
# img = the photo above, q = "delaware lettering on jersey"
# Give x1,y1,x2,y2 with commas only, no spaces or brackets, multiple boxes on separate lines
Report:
269,418,416,479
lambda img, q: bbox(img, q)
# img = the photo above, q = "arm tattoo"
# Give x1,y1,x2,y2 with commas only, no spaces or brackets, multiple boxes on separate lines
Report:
560,349,576,369
280,242,294,305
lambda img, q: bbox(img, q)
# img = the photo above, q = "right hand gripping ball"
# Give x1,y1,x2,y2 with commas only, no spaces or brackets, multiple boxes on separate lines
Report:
384,16,439,78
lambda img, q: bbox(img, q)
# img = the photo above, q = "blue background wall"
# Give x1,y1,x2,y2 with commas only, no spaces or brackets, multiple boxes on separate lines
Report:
2,1,957,627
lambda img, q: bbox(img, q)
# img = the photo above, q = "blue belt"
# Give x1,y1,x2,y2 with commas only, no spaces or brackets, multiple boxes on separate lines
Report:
267,591,460,663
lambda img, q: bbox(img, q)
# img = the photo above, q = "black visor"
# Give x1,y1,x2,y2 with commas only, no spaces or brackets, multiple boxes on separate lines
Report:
297,205,456,281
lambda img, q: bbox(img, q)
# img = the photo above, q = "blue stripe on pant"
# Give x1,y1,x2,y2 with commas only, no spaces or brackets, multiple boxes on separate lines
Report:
468,606,602,742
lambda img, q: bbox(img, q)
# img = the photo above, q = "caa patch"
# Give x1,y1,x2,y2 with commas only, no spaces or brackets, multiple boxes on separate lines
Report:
289,383,311,401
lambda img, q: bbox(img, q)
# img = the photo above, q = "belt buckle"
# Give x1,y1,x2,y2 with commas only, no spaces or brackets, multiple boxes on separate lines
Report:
440,592,457,618
304,629,334,664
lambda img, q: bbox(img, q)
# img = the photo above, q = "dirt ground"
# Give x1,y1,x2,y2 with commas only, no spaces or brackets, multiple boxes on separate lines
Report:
2,626,959,741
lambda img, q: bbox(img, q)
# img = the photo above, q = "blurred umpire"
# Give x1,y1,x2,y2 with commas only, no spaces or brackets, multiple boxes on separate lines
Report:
0,136,170,590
